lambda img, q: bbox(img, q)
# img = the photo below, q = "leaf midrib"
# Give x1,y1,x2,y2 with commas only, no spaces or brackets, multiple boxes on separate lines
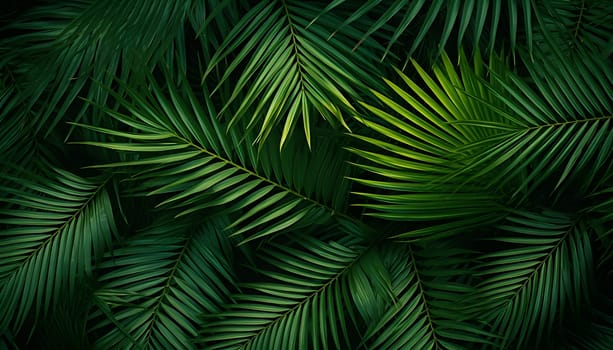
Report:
239,239,379,350
3,175,110,280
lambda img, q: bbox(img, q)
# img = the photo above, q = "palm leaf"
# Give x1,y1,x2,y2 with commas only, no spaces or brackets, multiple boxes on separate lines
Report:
88,215,235,349
0,164,116,332
314,0,533,59
74,69,353,244
452,40,613,200
537,0,613,55
561,295,613,350
204,0,386,147
0,0,196,138
472,210,594,349
200,231,367,350
361,241,492,350
348,51,506,241
584,186,613,264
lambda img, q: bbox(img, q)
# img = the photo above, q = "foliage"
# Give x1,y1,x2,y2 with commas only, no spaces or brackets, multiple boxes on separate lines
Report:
1,0,612,349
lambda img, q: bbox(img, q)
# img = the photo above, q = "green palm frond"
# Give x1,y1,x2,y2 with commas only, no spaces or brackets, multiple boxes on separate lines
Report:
453,43,613,200
75,70,352,244
562,296,613,350
1,0,612,347
0,84,29,159
361,241,491,350
473,210,593,349
584,186,613,264
88,215,235,349
204,0,386,147
0,164,116,332
348,51,506,240
314,0,533,59
201,231,366,350
0,0,196,138
537,0,613,55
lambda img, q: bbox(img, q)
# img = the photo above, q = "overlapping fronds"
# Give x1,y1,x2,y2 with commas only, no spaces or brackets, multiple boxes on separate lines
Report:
536,0,613,55
314,0,534,59
348,51,507,240
74,70,352,244
204,0,386,146
0,164,116,332
0,0,195,137
472,210,593,349
1,0,612,348
359,241,490,350
88,215,235,349
200,232,366,350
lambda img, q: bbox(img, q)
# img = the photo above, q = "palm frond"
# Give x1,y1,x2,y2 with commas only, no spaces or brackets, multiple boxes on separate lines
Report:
204,0,386,147
472,210,593,349
314,0,533,59
0,0,196,138
88,215,235,349
361,241,491,350
562,296,613,350
452,41,613,200
0,164,116,332
584,186,613,264
200,231,366,350
537,0,613,55
348,51,506,240
75,69,353,244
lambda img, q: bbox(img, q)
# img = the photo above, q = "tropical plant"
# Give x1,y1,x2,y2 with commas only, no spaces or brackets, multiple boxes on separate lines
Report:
1,1,612,349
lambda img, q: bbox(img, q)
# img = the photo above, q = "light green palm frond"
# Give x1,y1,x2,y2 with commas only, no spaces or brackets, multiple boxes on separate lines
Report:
361,241,491,350
88,215,235,349
200,232,366,350
348,52,506,241
0,164,116,332
74,70,352,244
204,0,386,147
473,210,593,349
314,0,533,59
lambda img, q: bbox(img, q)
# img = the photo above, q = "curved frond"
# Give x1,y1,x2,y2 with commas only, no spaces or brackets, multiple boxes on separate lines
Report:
361,241,491,350
348,52,506,240
88,215,235,349
200,232,366,350
0,165,116,332
315,0,533,59
537,0,613,55
562,296,613,350
75,70,353,244
473,210,594,349
205,0,386,146
0,0,196,137
453,41,613,199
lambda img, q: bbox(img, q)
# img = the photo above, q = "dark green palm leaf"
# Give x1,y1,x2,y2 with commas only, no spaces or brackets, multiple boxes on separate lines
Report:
200,231,366,350
0,164,116,332
452,41,613,200
472,210,593,349
0,0,196,138
88,215,235,349
361,241,491,350
314,0,533,59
